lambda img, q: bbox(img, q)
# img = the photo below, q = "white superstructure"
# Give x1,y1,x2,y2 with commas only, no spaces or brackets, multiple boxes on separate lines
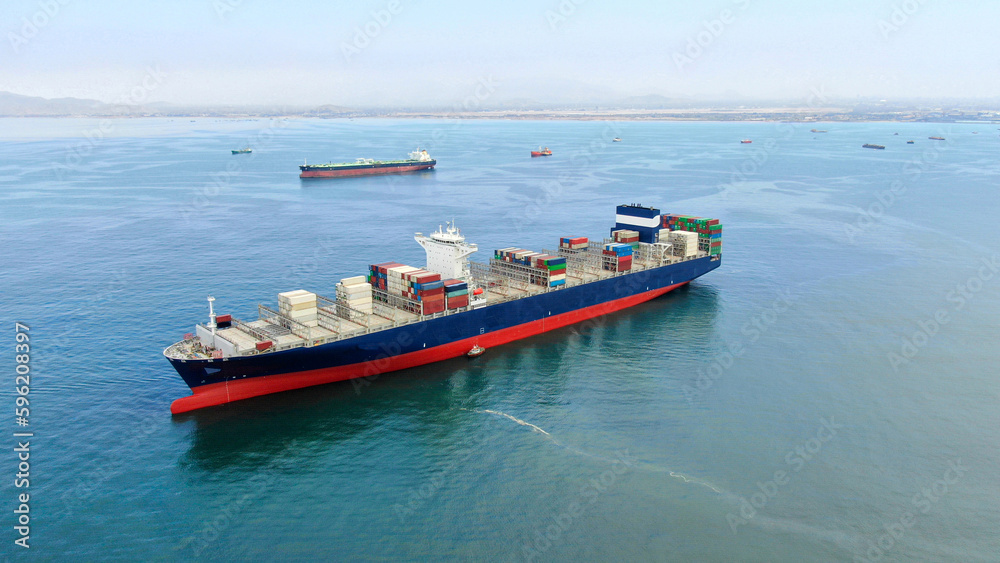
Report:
415,221,478,279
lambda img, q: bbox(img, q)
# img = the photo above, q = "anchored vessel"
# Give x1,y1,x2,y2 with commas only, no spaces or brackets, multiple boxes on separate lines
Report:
232,147,252,154
164,205,723,413
530,147,552,157
299,149,435,178
863,143,886,150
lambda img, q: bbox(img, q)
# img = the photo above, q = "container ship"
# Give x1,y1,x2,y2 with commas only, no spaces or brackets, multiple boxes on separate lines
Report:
299,149,435,179
164,204,723,413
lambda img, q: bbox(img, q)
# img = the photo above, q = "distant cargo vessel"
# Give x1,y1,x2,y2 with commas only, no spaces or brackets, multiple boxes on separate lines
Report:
299,149,435,179
531,147,552,157
740,139,752,144
863,144,886,150
232,147,252,154
929,136,946,141
164,204,723,413
810,129,828,133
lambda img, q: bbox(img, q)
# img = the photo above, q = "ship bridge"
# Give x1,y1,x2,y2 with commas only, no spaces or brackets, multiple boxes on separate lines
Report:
415,221,478,279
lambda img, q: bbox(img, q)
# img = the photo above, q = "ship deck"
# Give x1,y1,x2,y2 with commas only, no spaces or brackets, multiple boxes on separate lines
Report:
165,247,714,362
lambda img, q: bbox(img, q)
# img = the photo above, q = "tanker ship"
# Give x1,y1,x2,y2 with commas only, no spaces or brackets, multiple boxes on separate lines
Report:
164,204,723,413
299,149,435,178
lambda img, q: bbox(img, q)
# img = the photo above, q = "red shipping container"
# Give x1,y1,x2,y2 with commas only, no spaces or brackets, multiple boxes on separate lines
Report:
419,287,445,297
256,341,273,351
216,314,232,323
422,301,445,314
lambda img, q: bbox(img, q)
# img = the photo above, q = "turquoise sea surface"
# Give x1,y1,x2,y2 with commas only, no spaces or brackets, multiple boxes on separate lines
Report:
1,118,998,561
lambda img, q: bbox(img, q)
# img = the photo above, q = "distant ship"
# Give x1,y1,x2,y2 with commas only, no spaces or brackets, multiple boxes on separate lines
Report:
929,136,946,141
299,149,435,179
907,140,915,144
531,147,552,157
232,147,252,154
740,139,752,144
863,144,886,150
810,129,828,133
613,137,622,142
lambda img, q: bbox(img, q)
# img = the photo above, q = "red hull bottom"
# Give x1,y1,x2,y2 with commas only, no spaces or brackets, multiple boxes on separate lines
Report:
170,281,688,414
299,163,434,178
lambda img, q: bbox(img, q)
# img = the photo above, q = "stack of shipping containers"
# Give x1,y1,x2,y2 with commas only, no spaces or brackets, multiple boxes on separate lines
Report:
662,214,722,256
493,248,568,288
558,237,589,250
368,262,445,315
335,276,373,316
602,243,633,271
278,290,319,327
442,279,469,309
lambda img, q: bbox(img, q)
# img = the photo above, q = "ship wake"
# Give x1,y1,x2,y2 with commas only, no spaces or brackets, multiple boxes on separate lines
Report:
466,408,724,495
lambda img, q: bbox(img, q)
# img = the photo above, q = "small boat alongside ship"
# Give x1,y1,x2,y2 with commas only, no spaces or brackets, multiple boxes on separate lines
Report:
299,149,435,179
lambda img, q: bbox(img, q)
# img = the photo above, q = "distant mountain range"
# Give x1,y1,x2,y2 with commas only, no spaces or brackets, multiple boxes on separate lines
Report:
0,91,357,117
0,92,114,116
2,91,998,119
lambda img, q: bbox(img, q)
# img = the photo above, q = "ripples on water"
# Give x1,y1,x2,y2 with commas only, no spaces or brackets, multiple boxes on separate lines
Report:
1,118,998,560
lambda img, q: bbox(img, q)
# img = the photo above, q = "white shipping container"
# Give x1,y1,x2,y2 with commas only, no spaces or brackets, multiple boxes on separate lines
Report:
337,282,372,294
387,266,419,277
278,290,316,307
341,275,367,286
285,309,317,319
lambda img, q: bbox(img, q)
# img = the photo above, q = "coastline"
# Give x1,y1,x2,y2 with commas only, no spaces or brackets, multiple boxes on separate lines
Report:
2,108,998,123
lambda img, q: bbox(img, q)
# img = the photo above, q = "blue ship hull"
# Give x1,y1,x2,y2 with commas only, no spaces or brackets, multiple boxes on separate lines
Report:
167,256,720,412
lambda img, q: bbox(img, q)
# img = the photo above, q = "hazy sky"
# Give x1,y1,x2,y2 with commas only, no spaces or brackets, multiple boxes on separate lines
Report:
1,0,997,107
